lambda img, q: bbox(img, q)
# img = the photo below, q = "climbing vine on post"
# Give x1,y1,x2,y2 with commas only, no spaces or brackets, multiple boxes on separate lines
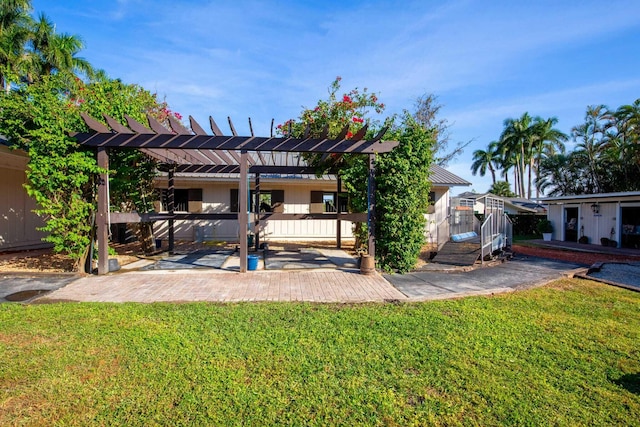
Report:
374,114,434,273
282,78,435,272
0,73,179,268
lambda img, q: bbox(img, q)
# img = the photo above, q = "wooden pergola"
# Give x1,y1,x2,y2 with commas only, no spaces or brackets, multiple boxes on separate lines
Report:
73,113,398,274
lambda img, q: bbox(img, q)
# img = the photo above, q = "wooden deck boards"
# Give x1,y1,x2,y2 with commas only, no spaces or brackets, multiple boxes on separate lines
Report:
431,240,481,266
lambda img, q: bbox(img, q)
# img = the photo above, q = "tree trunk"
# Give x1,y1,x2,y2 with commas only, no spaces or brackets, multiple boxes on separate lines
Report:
131,222,155,254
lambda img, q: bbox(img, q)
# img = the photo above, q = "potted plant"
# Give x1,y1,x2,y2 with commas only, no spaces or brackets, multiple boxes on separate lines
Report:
537,218,553,241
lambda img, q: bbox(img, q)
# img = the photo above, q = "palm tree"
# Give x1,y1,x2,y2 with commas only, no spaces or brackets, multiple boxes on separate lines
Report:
530,117,567,197
27,13,94,81
571,105,608,193
602,99,640,190
499,113,534,198
0,0,32,91
470,140,500,184
536,153,585,196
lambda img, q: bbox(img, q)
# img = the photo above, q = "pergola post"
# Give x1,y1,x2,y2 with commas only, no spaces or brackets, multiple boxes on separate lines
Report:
367,153,376,257
97,147,109,275
336,176,342,249
168,168,175,254
239,151,248,272
255,173,260,251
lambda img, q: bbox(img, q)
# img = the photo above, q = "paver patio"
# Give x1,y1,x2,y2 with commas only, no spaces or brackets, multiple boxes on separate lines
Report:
42,269,407,303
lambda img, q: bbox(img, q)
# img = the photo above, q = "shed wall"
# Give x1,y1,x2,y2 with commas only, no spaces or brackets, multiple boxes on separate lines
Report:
0,149,48,250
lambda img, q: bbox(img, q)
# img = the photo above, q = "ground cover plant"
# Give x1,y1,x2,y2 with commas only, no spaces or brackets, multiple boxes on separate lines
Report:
1,278,639,426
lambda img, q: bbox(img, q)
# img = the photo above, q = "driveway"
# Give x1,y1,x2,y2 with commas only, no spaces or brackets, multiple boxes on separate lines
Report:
384,255,583,300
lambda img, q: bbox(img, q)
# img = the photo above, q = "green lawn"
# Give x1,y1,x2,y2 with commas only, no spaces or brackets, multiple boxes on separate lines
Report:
1,278,639,426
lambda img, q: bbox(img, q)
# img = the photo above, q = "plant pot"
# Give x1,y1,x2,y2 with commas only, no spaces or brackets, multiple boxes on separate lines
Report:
542,233,552,242
578,236,589,244
600,237,609,246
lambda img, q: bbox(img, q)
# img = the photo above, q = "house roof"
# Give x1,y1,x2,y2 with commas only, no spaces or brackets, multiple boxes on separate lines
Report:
538,191,640,204
165,164,464,184
429,164,471,186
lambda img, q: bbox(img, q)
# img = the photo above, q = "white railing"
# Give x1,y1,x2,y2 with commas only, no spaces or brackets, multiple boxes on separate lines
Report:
480,212,513,263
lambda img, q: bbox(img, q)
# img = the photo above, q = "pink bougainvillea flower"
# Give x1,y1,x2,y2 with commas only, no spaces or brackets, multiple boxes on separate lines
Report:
174,112,183,120
342,95,352,104
352,117,364,123
346,131,353,139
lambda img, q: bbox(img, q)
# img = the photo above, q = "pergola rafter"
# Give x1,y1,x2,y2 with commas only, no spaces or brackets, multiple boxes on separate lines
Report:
73,113,398,274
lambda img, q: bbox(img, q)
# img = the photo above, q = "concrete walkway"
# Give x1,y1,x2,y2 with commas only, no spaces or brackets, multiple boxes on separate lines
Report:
384,255,583,300
0,272,79,302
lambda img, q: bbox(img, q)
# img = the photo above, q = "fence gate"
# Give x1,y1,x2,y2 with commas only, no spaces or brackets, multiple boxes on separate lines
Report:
450,197,476,236
480,196,512,262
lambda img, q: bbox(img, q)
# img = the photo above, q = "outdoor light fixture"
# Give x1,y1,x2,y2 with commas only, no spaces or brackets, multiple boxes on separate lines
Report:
591,203,600,214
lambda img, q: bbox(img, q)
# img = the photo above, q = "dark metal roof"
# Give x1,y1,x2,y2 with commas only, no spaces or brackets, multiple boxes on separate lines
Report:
429,164,471,186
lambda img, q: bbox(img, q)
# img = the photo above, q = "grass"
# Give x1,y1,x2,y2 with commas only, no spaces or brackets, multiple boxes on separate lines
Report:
1,278,639,426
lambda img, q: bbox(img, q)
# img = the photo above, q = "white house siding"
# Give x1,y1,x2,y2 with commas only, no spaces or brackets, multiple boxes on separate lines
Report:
0,147,48,250
153,180,354,242
548,202,618,244
424,186,450,247
547,204,564,241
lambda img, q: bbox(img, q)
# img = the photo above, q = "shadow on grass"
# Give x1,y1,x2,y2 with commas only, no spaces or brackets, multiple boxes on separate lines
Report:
613,373,640,395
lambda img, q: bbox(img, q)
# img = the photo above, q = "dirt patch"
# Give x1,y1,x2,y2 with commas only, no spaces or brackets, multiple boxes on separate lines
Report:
0,249,74,273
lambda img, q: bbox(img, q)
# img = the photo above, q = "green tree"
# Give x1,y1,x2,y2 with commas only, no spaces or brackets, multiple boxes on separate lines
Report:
0,73,176,268
374,113,434,272
280,77,435,272
413,93,468,167
571,105,608,193
489,180,515,197
536,152,586,196
0,0,32,91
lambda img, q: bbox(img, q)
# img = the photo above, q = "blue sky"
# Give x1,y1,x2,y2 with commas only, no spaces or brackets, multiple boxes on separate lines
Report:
33,0,640,194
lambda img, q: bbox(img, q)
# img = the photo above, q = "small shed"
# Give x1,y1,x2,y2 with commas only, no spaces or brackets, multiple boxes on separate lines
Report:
0,141,49,251
538,191,640,248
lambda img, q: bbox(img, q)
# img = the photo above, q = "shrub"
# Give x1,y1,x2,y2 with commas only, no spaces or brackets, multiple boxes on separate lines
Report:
536,218,553,234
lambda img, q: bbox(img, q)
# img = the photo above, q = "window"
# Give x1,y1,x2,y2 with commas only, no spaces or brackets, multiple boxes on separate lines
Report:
231,189,284,213
160,188,202,212
311,191,348,213
427,191,436,214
